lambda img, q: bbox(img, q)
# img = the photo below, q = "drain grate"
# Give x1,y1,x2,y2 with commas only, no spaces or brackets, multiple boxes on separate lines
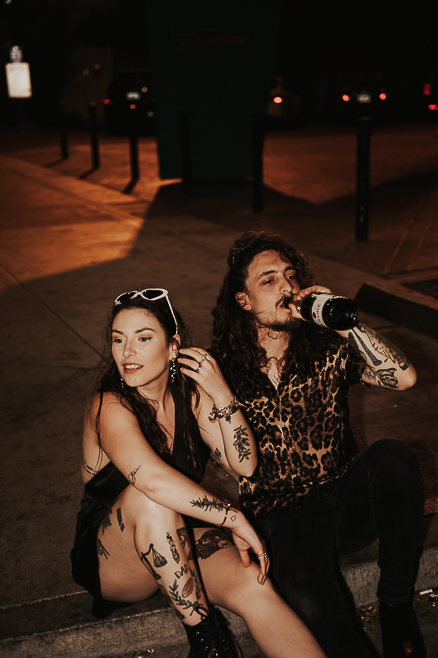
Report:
403,279,438,300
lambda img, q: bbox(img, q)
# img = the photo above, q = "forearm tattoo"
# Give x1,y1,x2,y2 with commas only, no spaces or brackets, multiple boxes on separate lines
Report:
348,324,410,371
167,532,180,564
363,366,399,388
82,459,98,476
128,465,141,486
190,495,226,513
233,425,251,462
214,447,222,460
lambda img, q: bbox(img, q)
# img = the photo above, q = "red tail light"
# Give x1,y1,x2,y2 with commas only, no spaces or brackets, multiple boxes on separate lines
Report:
342,94,350,102
103,99,111,105
423,84,432,96
273,96,283,104
379,92,387,100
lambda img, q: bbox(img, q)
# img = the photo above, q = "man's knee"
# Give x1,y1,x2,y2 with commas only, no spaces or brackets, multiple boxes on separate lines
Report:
367,439,422,486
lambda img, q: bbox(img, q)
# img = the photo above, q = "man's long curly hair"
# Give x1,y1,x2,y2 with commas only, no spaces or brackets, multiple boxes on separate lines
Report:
93,291,200,472
210,231,341,397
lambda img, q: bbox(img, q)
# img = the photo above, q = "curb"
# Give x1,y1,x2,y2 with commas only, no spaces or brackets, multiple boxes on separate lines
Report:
355,280,438,339
2,516,437,658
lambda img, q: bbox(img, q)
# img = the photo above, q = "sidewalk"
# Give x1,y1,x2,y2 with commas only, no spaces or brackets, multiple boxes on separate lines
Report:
1,124,438,656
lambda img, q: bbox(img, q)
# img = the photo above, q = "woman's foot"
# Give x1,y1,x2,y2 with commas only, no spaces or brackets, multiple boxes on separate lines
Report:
184,607,240,658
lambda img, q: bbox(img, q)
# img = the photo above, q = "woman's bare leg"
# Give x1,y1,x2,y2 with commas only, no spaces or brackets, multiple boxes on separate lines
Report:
96,485,208,626
193,527,326,658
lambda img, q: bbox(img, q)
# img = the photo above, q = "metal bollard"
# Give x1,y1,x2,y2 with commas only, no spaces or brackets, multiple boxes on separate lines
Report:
356,116,371,241
251,113,266,213
58,100,68,160
179,109,192,193
88,102,100,171
124,106,140,194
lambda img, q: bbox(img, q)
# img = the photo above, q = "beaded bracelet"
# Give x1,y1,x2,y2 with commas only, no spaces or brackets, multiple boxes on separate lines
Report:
208,396,243,423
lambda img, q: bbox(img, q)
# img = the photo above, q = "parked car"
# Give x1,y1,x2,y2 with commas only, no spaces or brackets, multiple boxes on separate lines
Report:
103,69,155,135
420,72,438,120
267,75,302,127
335,74,392,122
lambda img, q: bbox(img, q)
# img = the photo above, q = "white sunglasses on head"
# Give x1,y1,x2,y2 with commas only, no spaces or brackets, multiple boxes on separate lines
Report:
114,288,178,334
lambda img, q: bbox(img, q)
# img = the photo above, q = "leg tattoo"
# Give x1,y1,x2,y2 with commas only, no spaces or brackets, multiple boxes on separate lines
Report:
167,532,180,564
194,528,233,560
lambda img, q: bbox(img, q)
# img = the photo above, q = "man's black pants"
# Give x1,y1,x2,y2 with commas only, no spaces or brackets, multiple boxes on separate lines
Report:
260,439,425,658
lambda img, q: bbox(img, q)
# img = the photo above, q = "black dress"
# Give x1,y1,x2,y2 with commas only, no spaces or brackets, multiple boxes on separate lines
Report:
70,385,211,618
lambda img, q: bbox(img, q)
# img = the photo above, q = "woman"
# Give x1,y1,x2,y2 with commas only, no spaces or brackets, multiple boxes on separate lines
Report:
71,287,325,658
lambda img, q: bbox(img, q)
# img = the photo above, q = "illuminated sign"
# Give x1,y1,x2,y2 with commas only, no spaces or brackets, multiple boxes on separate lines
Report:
6,62,32,98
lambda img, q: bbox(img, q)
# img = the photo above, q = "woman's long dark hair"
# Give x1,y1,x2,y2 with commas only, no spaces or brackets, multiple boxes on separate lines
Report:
210,230,341,397
94,292,200,471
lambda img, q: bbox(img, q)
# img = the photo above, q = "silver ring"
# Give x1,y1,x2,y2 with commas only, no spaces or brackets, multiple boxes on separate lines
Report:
296,306,301,312
196,362,203,373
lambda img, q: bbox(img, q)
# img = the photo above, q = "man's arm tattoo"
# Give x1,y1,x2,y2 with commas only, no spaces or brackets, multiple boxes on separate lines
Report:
214,447,222,460
346,328,382,366
128,465,141,485
362,366,399,388
353,324,410,370
233,425,251,462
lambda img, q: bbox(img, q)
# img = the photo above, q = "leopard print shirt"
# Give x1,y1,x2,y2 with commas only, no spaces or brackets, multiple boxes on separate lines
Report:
239,342,366,524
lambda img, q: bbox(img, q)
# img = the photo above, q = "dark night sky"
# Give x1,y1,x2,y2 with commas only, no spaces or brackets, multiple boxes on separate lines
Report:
0,0,437,123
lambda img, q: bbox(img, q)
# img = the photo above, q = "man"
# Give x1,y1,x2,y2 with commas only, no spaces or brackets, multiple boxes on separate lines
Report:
210,230,426,658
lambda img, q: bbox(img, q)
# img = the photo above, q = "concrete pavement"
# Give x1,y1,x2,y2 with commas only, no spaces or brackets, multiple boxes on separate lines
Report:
1,123,438,656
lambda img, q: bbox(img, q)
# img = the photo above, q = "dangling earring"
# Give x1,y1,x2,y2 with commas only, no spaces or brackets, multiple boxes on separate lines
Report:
120,375,125,388
170,357,177,383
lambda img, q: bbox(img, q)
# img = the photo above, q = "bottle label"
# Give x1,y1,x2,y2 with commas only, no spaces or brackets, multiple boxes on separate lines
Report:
310,294,335,328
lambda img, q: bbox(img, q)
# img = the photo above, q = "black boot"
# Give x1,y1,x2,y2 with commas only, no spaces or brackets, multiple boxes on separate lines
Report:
183,607,240,658
379,600,427,658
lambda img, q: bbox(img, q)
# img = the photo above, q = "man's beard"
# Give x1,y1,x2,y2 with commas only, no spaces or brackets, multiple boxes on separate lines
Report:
256,313,300,333
267,317,300,332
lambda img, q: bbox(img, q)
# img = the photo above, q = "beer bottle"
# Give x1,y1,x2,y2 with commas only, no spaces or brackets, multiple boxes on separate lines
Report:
284,293,358,330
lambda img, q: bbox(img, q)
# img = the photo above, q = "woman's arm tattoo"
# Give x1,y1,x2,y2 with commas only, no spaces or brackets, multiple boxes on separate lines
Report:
82,459,99,476
190,495,225,513
128,465,141,485
233,425,251,462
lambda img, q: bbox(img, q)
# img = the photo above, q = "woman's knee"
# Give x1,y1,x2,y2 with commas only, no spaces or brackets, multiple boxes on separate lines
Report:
119,485,183,530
